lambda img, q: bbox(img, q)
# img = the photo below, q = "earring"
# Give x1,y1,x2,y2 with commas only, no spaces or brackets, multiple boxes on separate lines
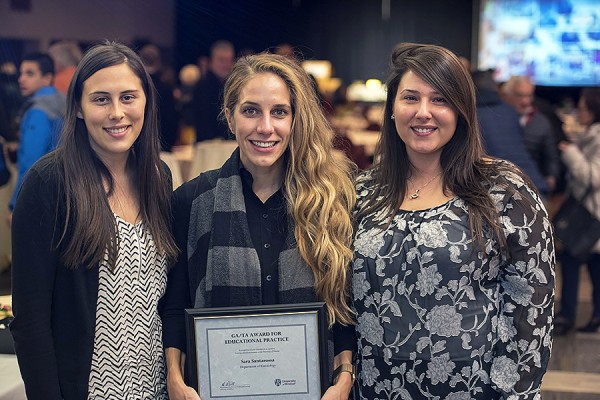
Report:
391,114,395,120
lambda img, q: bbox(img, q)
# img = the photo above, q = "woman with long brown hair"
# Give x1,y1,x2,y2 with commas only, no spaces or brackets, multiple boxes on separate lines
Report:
11,41,178,399
352,43,555,399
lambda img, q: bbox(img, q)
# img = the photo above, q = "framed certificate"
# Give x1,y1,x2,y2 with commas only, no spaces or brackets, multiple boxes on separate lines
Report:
185,302,329,399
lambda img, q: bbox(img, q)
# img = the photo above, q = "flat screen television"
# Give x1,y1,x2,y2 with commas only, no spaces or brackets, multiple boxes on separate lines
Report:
477,0,600,86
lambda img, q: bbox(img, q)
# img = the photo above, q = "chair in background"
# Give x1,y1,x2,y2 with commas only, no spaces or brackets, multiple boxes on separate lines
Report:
159,152,184,190
187,140,238,179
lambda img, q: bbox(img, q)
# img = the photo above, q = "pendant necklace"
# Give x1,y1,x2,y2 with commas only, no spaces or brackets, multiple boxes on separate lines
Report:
407,172,441,200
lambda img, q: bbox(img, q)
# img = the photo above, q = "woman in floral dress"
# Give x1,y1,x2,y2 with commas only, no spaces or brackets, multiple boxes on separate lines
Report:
352,43,555,400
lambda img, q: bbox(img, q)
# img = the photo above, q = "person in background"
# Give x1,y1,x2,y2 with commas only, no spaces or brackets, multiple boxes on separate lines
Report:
534,95,569,196
192,40,235,142
48,40,83,95
162,53,356,400
0,137,10,187
10,42,178,399
196,54,209,78
175,64,201,144
138,43,180,151
554,87,600,335
471,69,548,194
0,61,23,142
352,43,555,399
8,52,66,225
501,75,560,193
458,55,472,72
275,42,295,59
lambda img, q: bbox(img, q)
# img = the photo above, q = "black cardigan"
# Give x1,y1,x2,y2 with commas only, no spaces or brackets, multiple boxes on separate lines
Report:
10,153,99,400
10,154,172,399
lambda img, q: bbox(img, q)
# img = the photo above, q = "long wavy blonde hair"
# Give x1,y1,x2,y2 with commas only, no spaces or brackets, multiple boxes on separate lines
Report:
222,53,356,326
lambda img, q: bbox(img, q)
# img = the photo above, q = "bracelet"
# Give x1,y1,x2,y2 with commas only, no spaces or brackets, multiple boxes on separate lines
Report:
332,363,356,385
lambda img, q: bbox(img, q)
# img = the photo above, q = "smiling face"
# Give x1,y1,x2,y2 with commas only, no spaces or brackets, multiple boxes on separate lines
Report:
77,63,146,166
393,70,458,163
226,72,292,177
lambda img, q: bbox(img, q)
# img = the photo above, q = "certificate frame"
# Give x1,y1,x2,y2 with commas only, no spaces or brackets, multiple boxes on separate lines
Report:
185,302,329,399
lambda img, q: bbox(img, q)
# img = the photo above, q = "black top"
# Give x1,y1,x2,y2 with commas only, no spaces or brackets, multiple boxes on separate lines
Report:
240,167,286,304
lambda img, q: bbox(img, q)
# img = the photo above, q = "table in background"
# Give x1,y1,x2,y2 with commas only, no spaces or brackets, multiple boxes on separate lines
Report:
0,295,24,400
0,354,25,400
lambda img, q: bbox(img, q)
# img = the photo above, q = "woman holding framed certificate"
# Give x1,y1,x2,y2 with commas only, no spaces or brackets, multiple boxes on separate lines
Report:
162,53,356,400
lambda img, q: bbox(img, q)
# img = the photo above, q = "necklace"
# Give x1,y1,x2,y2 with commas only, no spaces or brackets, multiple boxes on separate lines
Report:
406,172,441,200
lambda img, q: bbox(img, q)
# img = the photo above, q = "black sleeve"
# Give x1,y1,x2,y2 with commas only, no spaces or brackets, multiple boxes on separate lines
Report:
161,181,195,351
332,322,357,356
10,165,63,400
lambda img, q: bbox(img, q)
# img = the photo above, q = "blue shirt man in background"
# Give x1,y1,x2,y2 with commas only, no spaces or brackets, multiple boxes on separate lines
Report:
8,52,65,223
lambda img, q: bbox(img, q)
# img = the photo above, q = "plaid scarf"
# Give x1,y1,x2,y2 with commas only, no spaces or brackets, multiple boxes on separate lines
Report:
188,148,317,308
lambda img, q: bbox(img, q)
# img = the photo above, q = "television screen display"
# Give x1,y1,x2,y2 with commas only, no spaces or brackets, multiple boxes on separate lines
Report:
478,0,600,86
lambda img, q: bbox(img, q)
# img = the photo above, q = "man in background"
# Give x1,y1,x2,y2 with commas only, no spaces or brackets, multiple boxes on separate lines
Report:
47,40,82,94
0,61,23,142
472,70,548,195
138,43,179,151
8,53,65,225
192,40,235,142
501,75,560,193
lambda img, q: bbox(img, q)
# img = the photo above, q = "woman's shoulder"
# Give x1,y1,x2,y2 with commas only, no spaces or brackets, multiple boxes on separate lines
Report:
355,169,378,200
14,151,65,213
173,167,222,204
27,151,63,185
483,158,530,188
355,168,377,189
586,122,600,137
578,123,600,146
482,158,543,209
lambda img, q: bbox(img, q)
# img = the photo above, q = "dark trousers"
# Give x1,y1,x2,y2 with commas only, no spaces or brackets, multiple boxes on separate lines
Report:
558,251,600,322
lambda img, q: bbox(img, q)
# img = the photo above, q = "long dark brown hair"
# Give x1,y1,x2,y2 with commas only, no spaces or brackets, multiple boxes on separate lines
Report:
581,87,600,125
357,43,536,250
57,41,178,269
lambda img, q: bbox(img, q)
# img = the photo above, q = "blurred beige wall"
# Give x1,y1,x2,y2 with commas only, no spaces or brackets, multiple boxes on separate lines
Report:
0,0,174,48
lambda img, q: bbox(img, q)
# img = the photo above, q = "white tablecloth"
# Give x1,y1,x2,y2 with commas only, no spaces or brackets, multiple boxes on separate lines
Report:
0,354,25,400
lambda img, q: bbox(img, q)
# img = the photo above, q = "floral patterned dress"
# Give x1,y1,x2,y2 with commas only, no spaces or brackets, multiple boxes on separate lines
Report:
352,166,555,400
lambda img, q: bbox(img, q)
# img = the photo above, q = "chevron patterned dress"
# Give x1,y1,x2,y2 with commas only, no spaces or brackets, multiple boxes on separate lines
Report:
88,216,168,399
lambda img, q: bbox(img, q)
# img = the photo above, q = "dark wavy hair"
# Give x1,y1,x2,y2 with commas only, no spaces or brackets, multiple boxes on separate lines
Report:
581,88,600,125
357,42,535,250
56,41,178,269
